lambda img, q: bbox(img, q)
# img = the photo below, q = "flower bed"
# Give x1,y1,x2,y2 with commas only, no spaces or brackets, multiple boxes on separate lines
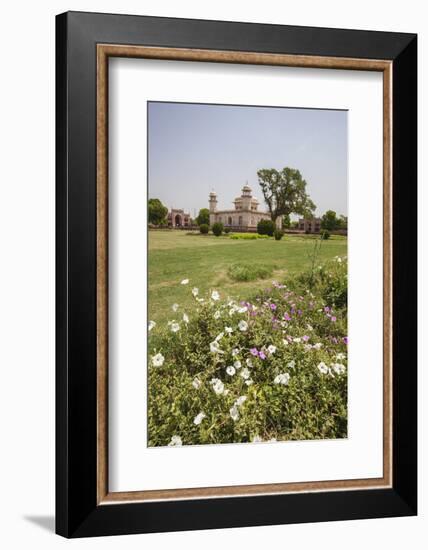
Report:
148,256,348,447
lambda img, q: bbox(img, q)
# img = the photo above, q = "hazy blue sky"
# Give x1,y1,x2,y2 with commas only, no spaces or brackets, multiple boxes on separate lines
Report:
148,102,347,219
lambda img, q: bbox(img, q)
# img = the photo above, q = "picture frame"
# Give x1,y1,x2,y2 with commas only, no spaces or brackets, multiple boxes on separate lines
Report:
56,11,417,538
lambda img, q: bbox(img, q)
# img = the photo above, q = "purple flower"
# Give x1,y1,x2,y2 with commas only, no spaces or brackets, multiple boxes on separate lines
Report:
302,335,310,342
324,306,330,313
258,351,266,360
250,347,259,356
331,316,337,322
270,303,277,311
297,309,302,316
291,307,296,314
343,336,348,345
284,313,291,321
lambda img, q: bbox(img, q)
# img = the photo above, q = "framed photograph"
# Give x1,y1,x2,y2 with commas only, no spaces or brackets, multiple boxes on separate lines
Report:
56,11,417,538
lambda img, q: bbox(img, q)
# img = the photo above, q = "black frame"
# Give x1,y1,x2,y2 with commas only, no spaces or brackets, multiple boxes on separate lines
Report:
56,11,417,538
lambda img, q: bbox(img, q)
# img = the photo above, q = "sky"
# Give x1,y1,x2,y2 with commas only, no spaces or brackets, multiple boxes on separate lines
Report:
148,102,348,219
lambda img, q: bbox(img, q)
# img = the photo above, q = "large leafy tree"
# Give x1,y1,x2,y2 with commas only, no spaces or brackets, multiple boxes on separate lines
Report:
321,210,340,231
148,198,168,225
257,167,316,223
196,208,210,226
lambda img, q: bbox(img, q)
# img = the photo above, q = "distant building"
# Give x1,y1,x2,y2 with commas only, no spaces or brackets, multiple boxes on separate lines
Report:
167,208,191,228
298,218,321,233
209,185,279,230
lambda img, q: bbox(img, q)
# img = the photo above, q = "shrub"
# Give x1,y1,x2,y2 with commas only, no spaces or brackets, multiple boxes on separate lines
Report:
227,263,273,282
257,219,275,236
230,233,269,240
224,227,231,234
199,224,209,234
147,257,348,447
212,222,224,237
321,230,331,240
274,229,284,241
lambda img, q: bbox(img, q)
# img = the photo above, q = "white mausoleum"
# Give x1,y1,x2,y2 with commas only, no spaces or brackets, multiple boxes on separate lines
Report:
209,185,278,230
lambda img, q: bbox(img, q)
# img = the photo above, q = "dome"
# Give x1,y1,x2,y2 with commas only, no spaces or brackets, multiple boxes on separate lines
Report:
242,184,252,195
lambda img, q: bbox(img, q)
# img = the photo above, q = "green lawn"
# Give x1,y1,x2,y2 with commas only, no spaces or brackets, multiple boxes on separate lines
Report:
148,230,347,325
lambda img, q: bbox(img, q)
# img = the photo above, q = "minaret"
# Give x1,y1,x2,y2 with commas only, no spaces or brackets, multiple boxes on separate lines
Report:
209,191,218,226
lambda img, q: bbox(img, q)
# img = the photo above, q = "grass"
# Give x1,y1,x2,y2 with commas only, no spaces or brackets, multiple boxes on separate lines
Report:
148,230,347,325
227,263,274,282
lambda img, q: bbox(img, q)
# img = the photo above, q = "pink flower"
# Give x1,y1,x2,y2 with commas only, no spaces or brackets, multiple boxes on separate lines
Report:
324,306,330,313
250,348,259,356
284,313,291,321
331,316,337,322
258,351,266,360
270,303,277,311
302,335,310,342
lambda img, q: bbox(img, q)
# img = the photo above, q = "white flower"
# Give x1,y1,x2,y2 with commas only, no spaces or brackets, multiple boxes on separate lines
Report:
304,344,312,352
252,435,263,443
246,358,253,368
282,339,289,346
183,313,189,324
336,257,343,263
235,395,247,407
209,341,224,354
237,306,248,313
228,305,239,316
293,337,301,343
210,378,225,395
151,352,165,367
196,297,205,303
230,405,239,422
214,310,221,320
233,360,242,370
192,287,199,297
307,324,314,332
313,342,323,350
193,412,206,425
240,367,251,380
148,320,156,331
180,278,189,285
238,320,248,332
286,360,296,369
274,372,290,385
168,435,182,446
215,332,224,342
332,363,346,375
192,377,201,389
267,344,277,355
226,366,236,376
231,348,239,357
245,379,254,386
211,290,220,301
317,361,329,374
225,326,233,334
336,353,346,360
170,321,180,333
172,303,179,312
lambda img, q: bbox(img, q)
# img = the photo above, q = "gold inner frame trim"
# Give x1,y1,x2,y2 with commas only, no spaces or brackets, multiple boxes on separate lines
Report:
96,44,393,505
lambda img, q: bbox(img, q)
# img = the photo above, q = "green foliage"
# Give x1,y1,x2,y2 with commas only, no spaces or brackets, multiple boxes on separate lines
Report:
196,208,210,226
274,229,284,241
148,198,168,226
148,258,348,446
227,263,273,282
321,230,331,240
321,210,342,231
229,233,269,240
224,227,231,234
199,224,209,234
282,214,291,228
257,219,276,236
257,167,316,223
212,222,224,237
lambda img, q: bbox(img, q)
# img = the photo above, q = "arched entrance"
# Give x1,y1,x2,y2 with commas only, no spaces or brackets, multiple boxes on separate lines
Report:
175,214,182,227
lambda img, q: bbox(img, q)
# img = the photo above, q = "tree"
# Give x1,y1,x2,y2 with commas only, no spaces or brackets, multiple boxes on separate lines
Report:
257,219,275,236
321,210,340,231
196,208,210,226
212,222,224,237
148,198,168,225
338,215,348,230
257,167,316,223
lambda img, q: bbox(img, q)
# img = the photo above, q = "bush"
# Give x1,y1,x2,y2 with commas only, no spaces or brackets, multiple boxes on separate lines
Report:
224,227,231,234
147,257,348,447
212,222,224,237
257,219,275,236
230,233,269,240
199,224,209,234
321,230,331,240
274,229,283,241
227,263,273,282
